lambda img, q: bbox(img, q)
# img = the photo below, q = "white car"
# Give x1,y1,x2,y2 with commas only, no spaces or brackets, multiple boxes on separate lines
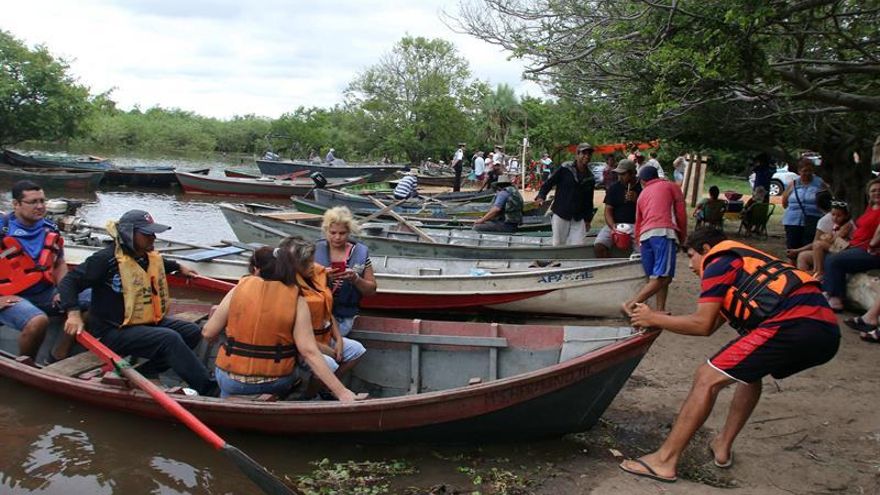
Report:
749,166,797,196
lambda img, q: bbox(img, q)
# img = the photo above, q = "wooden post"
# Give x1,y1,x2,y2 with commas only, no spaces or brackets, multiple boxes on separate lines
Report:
682,153,709,208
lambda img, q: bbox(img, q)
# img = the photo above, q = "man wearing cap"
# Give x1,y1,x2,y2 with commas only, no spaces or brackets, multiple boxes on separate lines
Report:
474,174,524,232
595,159,641,258
451,143,466,192
622,166,687,315
535,142,596,246
58,210,217,396
393,170,420,200
0,180,91,360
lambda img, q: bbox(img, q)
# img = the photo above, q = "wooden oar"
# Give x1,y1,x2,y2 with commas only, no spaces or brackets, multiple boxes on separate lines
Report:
75,330,298,495
364,195,437,243
360,198,408,223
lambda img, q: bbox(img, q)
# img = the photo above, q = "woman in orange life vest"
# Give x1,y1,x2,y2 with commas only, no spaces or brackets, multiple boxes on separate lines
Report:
202,245,357,401
281,235,366,397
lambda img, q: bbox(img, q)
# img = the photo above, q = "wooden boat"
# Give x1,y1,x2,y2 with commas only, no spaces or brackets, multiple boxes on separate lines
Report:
391,170,456,187
2,149,112,171
62,239,641,317
289,197,554,233
0,309,657,439
310,188,546,218
0,165,104,191
220,203,607,259
175,169,364,198
102,166,178,187
256,158,405,183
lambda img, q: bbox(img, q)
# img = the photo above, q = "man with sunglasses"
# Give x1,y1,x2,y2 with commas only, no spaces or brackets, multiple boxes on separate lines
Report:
535,142,596,246
0,181,90,360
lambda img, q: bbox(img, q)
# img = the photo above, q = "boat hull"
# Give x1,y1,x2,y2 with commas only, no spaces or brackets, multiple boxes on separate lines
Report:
220,204,600,259
0,315,657,439
102,168,178,187
2,149,112,171
0,166,104,191
256,159,405,182
176,171,362,198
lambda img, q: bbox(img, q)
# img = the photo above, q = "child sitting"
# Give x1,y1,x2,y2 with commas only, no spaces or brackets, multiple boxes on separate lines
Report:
787,195,854,278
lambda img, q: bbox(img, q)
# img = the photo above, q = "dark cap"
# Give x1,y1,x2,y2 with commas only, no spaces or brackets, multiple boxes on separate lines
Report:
494,174,514,185
638,166,659,182
119,209,171,235
576,142,594,153
614,159,636,174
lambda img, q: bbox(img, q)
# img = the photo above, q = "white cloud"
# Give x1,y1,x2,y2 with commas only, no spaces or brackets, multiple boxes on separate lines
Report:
2,0,543,119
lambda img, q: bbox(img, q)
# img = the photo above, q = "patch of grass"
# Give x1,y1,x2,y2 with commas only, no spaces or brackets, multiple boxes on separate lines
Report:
704,171,751,196
289,458,417,495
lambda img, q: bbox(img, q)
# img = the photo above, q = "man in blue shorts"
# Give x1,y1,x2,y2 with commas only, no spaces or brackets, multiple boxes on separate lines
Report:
622,166,687,315
0,180,90,360
619,227,840,483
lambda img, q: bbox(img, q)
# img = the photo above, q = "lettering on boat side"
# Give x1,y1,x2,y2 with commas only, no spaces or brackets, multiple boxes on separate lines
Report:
485,366,590,406
537,270,592,284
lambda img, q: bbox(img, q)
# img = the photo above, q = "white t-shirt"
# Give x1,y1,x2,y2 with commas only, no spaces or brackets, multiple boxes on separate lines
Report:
474,157,485,175
453,149,464,162
816,213,834,234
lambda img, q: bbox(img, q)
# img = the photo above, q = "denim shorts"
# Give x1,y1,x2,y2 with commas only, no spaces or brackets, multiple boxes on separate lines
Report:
215,368,297,399
0,287,92,332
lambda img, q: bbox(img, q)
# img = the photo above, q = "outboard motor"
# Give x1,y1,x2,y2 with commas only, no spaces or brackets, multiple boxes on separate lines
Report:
45,199,94,242
310,172,328,189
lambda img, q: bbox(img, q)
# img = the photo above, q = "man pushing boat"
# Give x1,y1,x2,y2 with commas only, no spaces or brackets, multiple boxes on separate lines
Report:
620,226,839,483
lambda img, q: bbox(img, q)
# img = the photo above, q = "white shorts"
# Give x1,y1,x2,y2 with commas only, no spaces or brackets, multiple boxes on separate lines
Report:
321,337,366,373
551,214,588,246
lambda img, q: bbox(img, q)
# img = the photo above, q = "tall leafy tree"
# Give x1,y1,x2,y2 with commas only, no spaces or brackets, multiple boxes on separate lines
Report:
0,30,92,146
346,36,480,163
481,83,523,148
454,0,880,209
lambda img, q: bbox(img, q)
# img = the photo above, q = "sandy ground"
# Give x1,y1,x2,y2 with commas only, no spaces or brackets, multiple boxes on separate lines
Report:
418,185,878,494
532,210,879,494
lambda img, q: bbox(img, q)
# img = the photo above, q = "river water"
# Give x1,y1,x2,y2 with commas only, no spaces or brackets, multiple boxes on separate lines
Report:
0,155,588,494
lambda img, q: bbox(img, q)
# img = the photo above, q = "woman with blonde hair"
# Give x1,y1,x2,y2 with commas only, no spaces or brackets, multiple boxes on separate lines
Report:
315,207,377,336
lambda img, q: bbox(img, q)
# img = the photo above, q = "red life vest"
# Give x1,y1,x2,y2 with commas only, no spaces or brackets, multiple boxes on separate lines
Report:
0,231,63,296
700,240,818,332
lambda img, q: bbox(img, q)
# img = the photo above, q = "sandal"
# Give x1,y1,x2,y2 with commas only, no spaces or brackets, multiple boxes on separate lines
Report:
860,328,880,344
845,316,876,332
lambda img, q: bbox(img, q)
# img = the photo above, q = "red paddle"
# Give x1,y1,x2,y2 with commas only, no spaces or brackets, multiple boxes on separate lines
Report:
75,330,298,495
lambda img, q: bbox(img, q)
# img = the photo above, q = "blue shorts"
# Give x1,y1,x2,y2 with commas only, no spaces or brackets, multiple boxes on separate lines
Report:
640,236,677,278
0,286,92,332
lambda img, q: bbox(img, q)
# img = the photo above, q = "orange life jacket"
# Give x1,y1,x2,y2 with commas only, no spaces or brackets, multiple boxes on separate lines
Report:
0,230,62,296
297,263,334,345
701,240,819,332
215,276,300,377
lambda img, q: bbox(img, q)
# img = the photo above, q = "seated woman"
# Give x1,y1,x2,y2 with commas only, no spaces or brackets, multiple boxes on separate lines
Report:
823,179,880,312
201,245,357,401
788,197,853,278
314,206,378,337
282,236,366,397
694,185,726,226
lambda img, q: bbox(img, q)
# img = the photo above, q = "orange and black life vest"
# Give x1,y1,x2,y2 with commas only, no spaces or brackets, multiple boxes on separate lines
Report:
297,263,335,345
701,240,819,332
215,276,300,378
0,221,63,296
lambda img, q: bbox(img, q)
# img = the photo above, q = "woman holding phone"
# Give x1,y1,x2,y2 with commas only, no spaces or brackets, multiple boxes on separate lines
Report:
314,207,378,336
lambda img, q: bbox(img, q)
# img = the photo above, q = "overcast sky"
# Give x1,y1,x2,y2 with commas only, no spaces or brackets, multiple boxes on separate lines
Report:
3,0,541,119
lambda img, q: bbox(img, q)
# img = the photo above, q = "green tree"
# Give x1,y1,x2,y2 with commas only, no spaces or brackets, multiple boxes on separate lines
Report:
481,83,523,148
0,30,92,145
455,0,880,209
346,36,480,163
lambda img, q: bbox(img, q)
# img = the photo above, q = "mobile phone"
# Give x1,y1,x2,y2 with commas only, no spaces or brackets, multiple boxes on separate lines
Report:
331,261,346,272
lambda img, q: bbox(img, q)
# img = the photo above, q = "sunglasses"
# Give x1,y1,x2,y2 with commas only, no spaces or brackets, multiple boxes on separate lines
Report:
831,200,848,208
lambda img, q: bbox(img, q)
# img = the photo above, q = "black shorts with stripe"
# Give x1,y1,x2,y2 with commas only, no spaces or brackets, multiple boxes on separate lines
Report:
709,318,840,384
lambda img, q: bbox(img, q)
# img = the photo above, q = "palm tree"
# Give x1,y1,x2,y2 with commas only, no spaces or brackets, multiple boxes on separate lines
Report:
481,84,524,147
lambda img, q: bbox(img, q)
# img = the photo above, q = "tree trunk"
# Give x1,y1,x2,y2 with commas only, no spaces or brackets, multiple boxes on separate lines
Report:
821,142,872,216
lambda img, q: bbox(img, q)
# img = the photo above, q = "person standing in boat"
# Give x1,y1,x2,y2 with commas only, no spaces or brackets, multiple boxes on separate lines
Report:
0,180,90,361
534,142,596,246
202,245,358,401
620,227,839,483
282,236,366,398
325,148,336,163
451,142,466,192
474,175,524,233
58,210,218,397
315,207,377,337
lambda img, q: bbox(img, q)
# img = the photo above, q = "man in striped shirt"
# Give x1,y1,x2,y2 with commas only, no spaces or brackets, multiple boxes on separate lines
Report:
619,227,839,483
393,171,419,200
